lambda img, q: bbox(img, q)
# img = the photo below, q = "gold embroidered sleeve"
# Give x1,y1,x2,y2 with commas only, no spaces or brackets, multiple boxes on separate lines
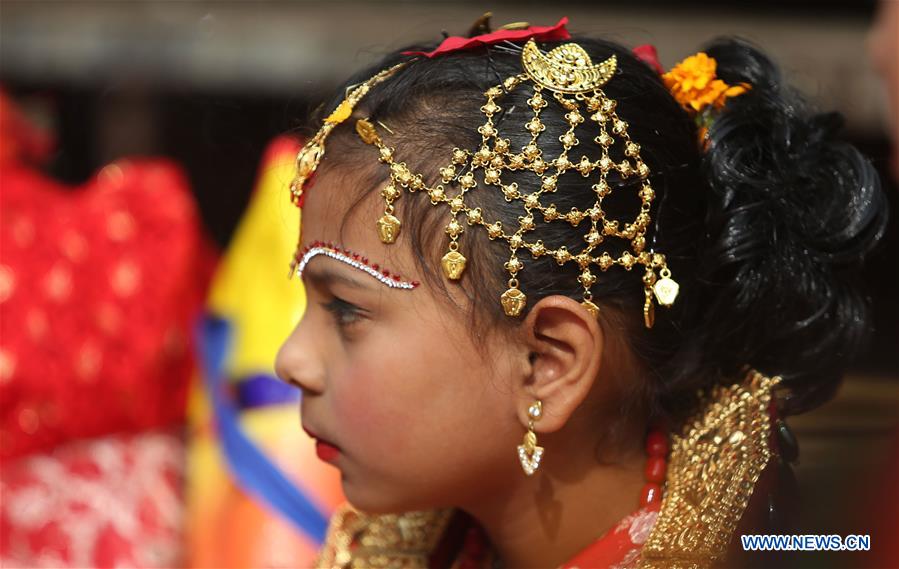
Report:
638,369,781,569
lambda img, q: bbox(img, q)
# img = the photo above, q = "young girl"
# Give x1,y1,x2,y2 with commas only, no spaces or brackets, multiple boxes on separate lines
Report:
275,17,887,568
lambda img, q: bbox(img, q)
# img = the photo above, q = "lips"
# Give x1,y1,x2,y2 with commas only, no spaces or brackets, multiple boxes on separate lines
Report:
315,440,340,462
302,424,341,463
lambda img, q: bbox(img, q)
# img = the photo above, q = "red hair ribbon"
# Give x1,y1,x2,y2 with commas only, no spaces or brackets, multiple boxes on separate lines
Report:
632,44,664,75
403,17,571,59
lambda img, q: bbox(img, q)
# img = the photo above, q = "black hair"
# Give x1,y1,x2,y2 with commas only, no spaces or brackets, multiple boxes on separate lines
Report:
308,35,888,420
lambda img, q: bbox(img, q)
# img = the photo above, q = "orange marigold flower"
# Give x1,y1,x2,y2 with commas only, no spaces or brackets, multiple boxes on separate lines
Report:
662,52,750,112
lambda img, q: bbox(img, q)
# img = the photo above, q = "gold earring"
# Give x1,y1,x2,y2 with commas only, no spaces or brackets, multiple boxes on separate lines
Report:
517,400,544,476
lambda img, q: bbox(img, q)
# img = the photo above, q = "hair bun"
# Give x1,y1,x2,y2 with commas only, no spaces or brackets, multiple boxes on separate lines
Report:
689,38,888,414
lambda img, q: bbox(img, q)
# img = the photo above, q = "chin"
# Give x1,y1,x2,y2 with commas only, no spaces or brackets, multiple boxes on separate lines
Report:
343,491,410,516
341,477,437,515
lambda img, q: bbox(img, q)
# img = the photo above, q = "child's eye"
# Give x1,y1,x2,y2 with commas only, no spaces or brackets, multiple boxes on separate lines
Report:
322,297,364,330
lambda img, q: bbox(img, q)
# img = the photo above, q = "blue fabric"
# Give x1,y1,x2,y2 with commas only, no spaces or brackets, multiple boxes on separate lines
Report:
197,314,329,544
237,373,301,409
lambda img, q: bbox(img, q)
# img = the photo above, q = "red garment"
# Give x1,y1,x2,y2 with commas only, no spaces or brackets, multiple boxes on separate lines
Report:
0,90,215,567
560,504,660,569
452,503,660,569
0,157,214,460
0,429,186,567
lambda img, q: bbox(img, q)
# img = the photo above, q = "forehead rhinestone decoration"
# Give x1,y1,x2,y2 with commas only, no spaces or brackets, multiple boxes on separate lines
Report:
292,241,419,290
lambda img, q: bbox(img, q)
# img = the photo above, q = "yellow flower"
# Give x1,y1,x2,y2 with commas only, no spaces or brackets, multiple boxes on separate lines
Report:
662,52,749,113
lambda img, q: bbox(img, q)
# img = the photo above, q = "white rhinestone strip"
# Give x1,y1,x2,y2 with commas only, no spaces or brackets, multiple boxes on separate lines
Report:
296,247,417,290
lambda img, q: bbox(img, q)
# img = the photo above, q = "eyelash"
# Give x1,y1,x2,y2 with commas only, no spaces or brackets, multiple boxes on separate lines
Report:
322,297,364,330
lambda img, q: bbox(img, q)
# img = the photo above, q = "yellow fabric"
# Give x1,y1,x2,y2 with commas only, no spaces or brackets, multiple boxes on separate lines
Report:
206,140,306,377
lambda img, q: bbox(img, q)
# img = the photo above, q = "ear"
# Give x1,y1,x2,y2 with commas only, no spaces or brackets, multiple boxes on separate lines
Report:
515,295,604,433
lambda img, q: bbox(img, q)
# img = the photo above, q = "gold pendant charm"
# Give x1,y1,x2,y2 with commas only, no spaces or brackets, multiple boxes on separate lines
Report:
441,249,467,280
582,299,600,318
652,268,679,307
501,287,527,317
355,119,381,145
296,142,323,184
644,291,655,329
377,213,401,244
517,430,544,476
518,401,543,475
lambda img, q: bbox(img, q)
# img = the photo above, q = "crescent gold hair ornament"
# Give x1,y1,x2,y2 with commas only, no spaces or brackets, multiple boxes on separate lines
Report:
521,39,617,94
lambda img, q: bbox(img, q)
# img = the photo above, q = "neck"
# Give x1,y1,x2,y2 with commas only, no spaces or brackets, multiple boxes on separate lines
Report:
460,433,646,569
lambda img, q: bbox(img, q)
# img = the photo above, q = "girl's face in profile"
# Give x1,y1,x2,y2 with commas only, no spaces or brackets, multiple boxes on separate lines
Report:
275,165,529,514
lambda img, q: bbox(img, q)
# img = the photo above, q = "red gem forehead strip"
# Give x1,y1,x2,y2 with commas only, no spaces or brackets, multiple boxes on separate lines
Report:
291,240,420,289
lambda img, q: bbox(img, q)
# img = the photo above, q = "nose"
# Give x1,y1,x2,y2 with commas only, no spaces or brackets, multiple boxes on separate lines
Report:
275,315,326,395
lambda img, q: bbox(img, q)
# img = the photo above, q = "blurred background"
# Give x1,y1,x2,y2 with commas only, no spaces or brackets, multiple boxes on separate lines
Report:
1,1,897,568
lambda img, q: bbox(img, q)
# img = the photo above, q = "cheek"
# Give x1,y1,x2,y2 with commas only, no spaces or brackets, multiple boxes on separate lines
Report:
325,314,521,512
330,345,431,455
331,334,492,462
331,363,411,451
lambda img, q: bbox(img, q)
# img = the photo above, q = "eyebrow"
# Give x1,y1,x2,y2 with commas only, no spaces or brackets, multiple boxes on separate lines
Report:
302,263,371,291
293,241,419,290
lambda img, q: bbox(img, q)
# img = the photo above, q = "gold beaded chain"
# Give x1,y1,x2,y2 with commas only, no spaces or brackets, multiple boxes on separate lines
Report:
289,62,408,208
292,39,680,327
355,40,678,324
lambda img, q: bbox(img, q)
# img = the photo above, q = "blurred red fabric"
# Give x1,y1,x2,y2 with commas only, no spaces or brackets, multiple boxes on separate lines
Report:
0,90,216,566
0,155,215,459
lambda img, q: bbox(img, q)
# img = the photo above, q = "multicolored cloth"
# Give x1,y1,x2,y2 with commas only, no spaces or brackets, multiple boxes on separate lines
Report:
184,136,344,568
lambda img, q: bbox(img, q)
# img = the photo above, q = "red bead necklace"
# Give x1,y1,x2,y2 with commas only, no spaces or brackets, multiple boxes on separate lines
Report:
640,427,668,507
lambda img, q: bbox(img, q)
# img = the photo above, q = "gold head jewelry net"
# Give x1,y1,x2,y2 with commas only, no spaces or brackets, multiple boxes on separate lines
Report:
291,39,680,327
